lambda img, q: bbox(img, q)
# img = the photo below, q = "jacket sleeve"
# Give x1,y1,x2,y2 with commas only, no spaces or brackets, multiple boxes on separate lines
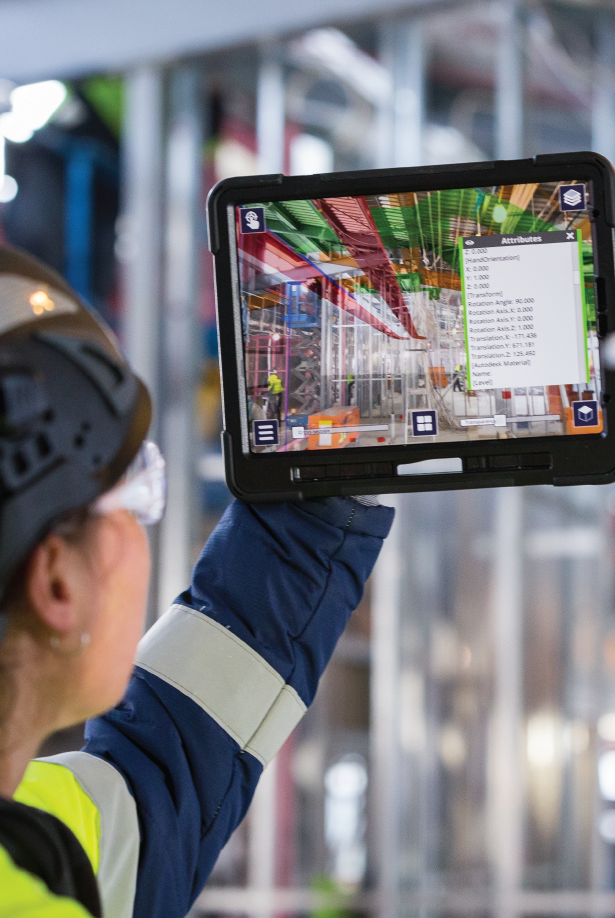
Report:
41,498,394,918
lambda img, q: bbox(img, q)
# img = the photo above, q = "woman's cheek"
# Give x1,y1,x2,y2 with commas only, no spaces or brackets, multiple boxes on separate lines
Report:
114,519,150,645
94,516,151,686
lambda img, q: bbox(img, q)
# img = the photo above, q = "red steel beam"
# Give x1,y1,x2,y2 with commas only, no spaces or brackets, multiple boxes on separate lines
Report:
238,226,405,339
313,196,425,339
304,277,405,340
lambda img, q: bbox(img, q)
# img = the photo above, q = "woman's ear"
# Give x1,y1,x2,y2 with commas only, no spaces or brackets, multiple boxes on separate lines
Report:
24,534,83,635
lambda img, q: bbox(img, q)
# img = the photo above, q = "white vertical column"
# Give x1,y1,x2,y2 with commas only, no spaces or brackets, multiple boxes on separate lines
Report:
376,18,424,169
592,497,615,892
492,10,525,903
120,64,164,410
247,757,278,918
393,20,424,168
251,54,284,914
489,488,524,918
370,496,402,918
157,64,203,616
495,0,524,160
375,21,396,170
592,11,615,166
320,287,331,410
119,65,164,629
257,45,285,174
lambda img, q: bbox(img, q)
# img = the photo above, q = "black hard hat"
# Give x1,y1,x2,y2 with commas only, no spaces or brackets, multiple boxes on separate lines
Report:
0,245,152,607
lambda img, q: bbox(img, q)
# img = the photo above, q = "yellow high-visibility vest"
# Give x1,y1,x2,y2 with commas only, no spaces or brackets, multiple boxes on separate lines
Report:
267,374,283,394
0,760,101,916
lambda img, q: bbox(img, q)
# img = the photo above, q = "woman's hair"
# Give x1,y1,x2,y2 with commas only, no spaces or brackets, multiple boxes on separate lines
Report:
51,506,99,545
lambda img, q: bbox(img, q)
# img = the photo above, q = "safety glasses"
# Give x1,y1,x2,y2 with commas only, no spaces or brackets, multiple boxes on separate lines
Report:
93,440,166,526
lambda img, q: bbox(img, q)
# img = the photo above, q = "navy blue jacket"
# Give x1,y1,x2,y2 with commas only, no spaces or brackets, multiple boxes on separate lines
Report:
27,498,394,918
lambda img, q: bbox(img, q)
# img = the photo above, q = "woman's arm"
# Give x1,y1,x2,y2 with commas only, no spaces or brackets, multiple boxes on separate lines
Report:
27,498,394,918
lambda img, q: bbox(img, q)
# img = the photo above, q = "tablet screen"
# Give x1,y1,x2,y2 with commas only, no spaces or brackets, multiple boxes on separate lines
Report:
235,181,601,454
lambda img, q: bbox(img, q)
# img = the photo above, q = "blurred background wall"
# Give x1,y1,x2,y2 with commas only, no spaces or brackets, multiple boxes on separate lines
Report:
6,0,615,914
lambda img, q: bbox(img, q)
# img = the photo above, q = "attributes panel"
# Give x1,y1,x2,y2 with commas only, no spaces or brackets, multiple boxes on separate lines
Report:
460,230,588,391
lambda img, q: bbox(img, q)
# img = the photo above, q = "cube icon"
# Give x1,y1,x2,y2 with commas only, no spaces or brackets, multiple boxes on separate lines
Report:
572,400,598,427
559,184,586,212
412,409,438,437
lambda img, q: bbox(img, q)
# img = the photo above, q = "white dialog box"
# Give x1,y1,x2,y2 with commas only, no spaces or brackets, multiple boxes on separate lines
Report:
459,230,589,391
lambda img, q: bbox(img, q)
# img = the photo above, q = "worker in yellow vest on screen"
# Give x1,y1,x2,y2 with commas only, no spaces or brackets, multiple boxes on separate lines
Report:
267,371,284,423
453,364,464,392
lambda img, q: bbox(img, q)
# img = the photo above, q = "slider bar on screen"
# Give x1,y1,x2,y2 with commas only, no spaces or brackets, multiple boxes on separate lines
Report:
508,415,561,423
300,424,389,435
460,415,560,427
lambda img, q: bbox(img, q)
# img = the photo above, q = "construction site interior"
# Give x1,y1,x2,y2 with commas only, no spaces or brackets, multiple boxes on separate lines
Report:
238,181,600,454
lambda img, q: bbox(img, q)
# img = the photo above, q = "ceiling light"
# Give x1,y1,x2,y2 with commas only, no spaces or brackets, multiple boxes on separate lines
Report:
599,751,615,800
0,112,33,143
0,80,67,144
10,80,66,131
0,175,18,203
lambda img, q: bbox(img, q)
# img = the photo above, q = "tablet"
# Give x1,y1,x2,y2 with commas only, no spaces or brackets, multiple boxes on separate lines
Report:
208,152,615,500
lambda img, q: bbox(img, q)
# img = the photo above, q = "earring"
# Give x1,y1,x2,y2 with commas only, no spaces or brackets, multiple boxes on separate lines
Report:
49,632,91,655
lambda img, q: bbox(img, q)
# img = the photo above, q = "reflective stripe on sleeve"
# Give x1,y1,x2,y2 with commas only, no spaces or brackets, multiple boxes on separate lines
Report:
41,751,140,918
135,603,307,766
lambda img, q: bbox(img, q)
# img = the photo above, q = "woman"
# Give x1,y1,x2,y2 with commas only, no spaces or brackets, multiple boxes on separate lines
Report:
0,245,394,917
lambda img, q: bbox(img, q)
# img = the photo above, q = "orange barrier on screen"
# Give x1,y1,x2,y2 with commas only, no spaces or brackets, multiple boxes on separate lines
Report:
307,407,360,450
428,366,448,388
